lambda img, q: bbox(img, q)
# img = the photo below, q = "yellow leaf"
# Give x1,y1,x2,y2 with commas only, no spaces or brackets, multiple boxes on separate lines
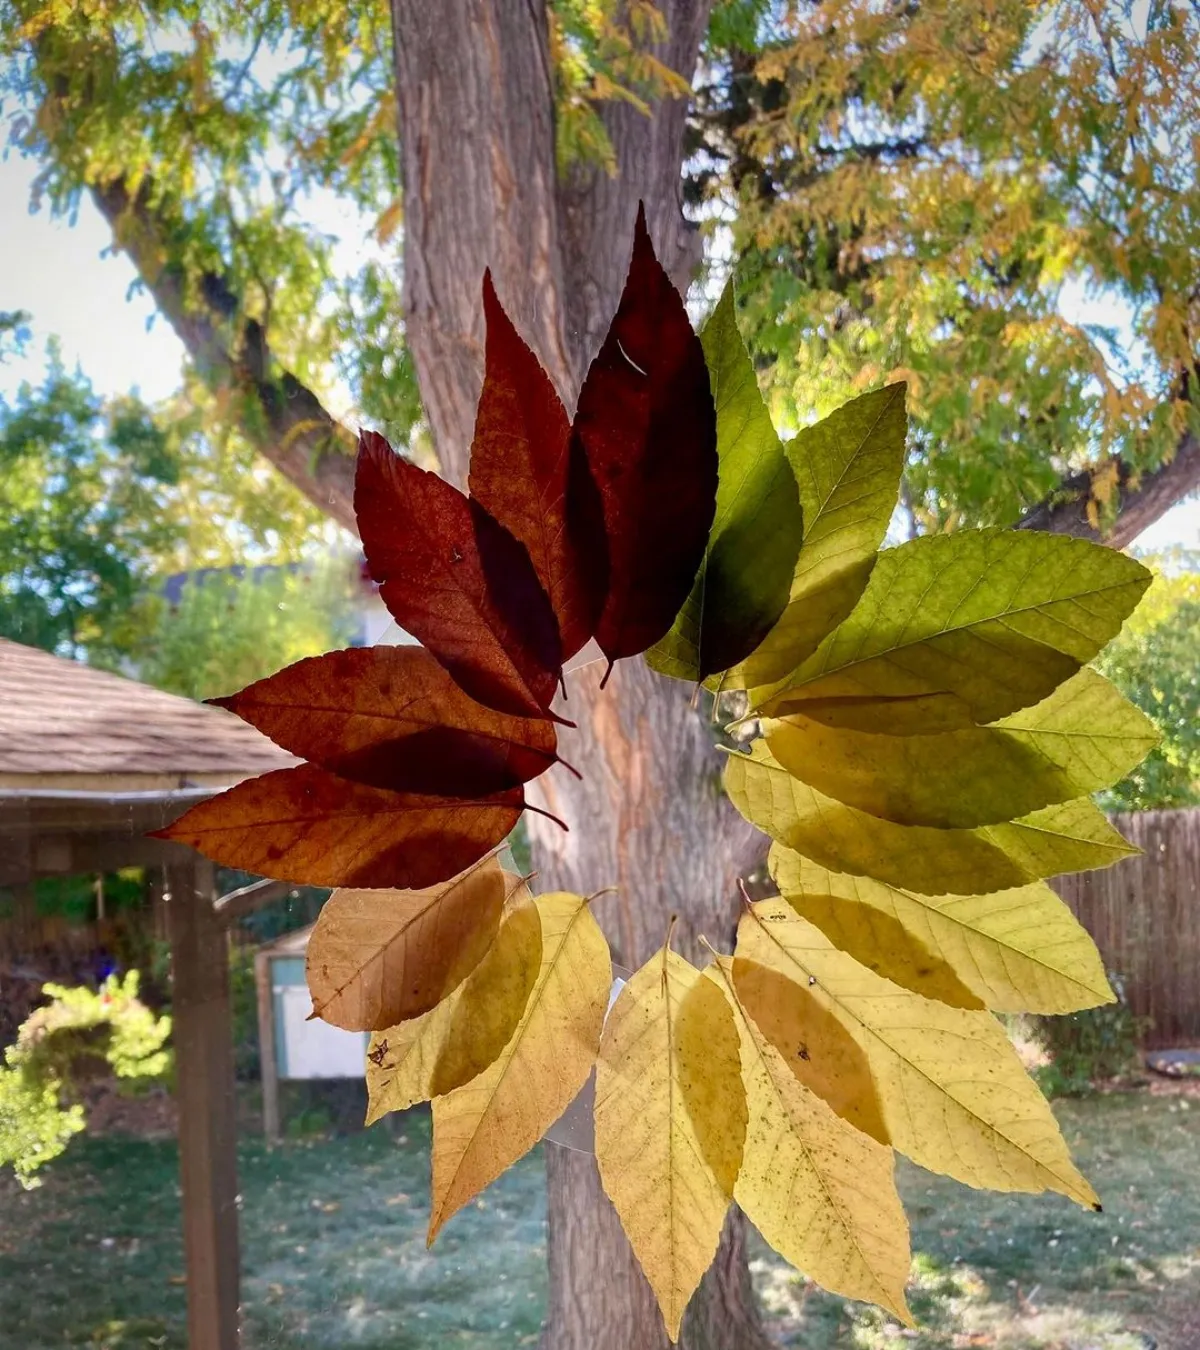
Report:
763,669,1158,829
594,948,745,1340
738,901,1100,1208
724,742,1133,896
306,854,513,1031
770,849,1114,1014
731,957,891,1140
709,959,912,1321
428,892,610,1241
365,893,543,1124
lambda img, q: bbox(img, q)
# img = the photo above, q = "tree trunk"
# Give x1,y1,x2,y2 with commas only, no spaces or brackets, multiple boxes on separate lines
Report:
391,3,774,1346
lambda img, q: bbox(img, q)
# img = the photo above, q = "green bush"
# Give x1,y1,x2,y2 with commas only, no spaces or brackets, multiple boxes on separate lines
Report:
1032,973,1148,1097
0,971,171,1187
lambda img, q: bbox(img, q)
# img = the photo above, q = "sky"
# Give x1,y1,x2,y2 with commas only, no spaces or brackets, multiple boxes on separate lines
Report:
2,147,1198,555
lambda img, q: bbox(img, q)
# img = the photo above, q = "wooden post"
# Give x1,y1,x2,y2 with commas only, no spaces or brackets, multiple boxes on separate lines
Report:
165,853,241,1350
254,947,281,1146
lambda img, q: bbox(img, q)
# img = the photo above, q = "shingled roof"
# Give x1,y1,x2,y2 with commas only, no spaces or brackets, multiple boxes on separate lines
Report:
0,637,293,788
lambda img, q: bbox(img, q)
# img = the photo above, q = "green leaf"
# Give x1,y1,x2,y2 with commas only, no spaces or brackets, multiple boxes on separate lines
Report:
760,529,1153,725
646,283,802,681
714,383,907,692
763,668,1159,828
770,849,1115,1014
723,741,1136,895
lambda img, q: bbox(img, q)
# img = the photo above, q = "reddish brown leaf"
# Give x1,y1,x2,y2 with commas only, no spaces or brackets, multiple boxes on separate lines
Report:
571,204,718,670
211,645,559,797
468,273,607,660
355,430,563,719
152,764,523,889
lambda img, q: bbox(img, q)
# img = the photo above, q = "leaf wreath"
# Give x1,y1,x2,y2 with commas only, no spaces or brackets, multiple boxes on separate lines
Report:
154,206,1157,1342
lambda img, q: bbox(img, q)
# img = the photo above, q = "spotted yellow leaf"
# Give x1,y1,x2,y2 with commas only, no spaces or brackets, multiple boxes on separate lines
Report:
738,900,1100,1208
594,947,745,1340
707,958,912,1321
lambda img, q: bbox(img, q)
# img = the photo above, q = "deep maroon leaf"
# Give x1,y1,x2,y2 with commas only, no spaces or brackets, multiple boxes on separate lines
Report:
152,763,523,889
571,204,718,671
468,273,607,660
355,431,563,718
211,645,560,797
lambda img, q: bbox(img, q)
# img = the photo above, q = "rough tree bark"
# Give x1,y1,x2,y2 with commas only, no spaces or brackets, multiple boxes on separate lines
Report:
391,4,774,1346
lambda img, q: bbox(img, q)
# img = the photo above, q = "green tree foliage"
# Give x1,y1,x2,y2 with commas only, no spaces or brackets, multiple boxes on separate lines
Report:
133,555,362,701
1098,555,1200,810
693,0,1200,529
0,338,342,668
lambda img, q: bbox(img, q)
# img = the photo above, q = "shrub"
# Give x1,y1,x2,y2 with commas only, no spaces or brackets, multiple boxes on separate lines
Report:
0,971,171,1187
1032,973,1148,1097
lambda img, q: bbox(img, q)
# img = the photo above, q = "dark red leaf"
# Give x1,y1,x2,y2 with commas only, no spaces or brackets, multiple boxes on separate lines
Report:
211,645,560,797
152,763,523,889
355,431,563,719
571,204,718,671
467,273,607,661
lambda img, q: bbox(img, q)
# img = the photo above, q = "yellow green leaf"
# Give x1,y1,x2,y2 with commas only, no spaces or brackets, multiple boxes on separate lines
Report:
707,959,912,1321
594,947,745,1340
738,900,1100,1208
717,384,906,692
647,282,803,682
758,529,1152,725
428,892,610,1241
730,956,891,1140
364,893,543,1124
763,668,1159,828
724,742,1135,895
769,848,1115,1014
306,854,512,1031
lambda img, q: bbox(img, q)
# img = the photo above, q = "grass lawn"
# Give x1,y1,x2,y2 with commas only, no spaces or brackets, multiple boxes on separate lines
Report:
1,1090,1197,1350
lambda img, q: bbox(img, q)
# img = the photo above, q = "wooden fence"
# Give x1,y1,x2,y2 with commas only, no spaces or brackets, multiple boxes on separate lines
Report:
1054,809,1200,1048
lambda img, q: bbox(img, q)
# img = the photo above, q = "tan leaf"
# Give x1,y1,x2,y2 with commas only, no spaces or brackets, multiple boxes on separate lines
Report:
770,849,1113,1014
428,892,610,1241
708,959,912,1321
738,900,1100,1208
594,947,746,1340
307,854,515,1031
365,893,543,1123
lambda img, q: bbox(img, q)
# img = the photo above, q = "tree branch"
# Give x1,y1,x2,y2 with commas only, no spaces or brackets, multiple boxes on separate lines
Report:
90,177,359,534
1017,430,1200,548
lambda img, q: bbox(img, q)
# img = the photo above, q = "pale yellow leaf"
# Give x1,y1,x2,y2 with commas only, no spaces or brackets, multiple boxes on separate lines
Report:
762,668,1158,829
707,960,912,1321
428,892,610,1241
724,742,1134,896
307,854,512,1031
365,893,543,1124
738,901,1100,1208
770,848,1114,1014
594,948,745,1340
